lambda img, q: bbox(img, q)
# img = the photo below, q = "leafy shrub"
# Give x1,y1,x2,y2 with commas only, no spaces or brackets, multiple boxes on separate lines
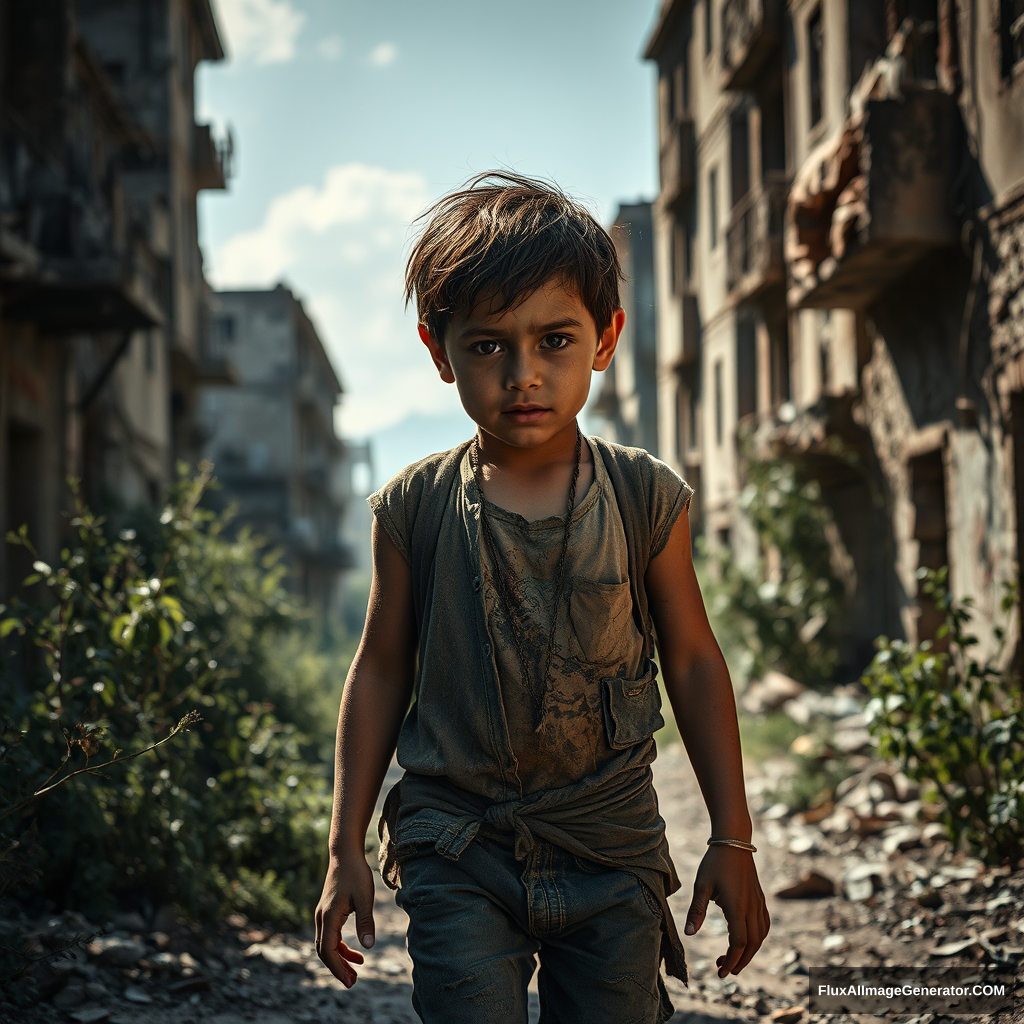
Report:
704,441,844,687
0,466,335,927
863,567,1024,864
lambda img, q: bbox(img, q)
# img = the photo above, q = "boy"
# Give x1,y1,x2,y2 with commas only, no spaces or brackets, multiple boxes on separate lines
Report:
316,172,769,1023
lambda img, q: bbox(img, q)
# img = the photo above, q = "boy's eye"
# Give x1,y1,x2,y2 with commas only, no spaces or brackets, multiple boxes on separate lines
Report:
542,334,571,350
471,340,501,355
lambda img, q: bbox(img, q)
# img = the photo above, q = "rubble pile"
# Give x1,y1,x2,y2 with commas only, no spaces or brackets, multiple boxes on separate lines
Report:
1,909,417,1024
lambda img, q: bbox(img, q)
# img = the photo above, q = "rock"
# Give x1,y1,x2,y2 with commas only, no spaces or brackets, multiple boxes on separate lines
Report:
822,934,846,950
833,727,872,753
109,912,146,933
921,821,949,846
763,802,790,820
87,935,147,967
69,1010,110,1024
843,862,887,902
775,872,836,899
84,982,109,1000
742,670,805,714
930,937,979,957
853,815,895,836
168,976,211,994
818,806,856,834
123,985,152,1004
788,833,820,855
882,824,922,855
784,959,810,976
771,1006,804,1022
789,734,818,757
892,771,921,802
225,912,248,928
52,982,87,1009
150,930,172,951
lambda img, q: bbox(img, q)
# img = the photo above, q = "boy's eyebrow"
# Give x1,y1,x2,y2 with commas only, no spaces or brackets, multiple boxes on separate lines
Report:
455,317,586,341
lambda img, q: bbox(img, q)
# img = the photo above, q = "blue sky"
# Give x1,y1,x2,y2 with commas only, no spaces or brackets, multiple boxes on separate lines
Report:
200,0,661,483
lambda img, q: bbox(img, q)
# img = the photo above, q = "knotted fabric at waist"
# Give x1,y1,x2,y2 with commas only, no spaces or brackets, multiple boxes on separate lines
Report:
376,746,687,982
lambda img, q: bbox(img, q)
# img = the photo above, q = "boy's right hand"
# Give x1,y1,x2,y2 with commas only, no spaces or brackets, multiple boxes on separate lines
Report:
315,850,376,987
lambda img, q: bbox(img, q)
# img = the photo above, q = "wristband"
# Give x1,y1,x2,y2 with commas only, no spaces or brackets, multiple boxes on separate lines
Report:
707,837,757,853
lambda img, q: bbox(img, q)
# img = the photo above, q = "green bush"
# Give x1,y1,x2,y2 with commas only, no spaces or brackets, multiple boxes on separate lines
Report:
863,567,1024,864
0,465,335,928
704,441,844,688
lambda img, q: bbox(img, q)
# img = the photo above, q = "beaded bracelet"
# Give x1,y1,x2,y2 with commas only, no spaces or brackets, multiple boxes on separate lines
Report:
707,837,757,853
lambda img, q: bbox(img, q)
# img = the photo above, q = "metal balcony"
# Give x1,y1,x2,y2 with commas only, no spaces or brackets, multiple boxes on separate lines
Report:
193,123,233,191
721,0,783,91
726,173,789,302
659,117,695,211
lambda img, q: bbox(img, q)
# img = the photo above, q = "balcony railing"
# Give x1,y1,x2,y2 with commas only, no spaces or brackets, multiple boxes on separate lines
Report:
726,172,789,300
659,117,695,210
721,0,783,90
193,123,233,191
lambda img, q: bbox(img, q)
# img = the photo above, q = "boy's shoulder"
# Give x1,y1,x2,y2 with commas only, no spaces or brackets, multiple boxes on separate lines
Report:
367,441,473,562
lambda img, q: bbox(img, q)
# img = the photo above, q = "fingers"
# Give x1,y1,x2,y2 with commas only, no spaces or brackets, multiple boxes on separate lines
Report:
316,904,360,988
719,887,771,976
717,921,747,977
685,877,712,936
353,871,376,950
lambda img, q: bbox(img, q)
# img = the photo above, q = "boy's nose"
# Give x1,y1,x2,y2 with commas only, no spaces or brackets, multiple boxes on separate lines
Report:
505,351,541,390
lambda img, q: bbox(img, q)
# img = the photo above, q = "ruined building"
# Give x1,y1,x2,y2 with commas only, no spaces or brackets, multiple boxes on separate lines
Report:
591,202,660,457
199,286,359,616
644,0,1024,669
0,0,231,596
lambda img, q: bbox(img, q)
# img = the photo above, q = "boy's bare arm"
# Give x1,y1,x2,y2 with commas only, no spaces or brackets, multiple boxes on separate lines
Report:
645,510,770,977
315,520,417,987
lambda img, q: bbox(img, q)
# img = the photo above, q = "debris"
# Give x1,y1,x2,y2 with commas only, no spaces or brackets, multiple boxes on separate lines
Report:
881,824,922,855
771,1007,805,1022
168,976,212,994
123,985,152,1004
775,871,836,899
763,802,790,820
833,727,872,753
843,862,887,902
741,670,805,714
69,1010,110,1024
86,935,148,967
788,833,820,855
822,934,846,950
930,937,979,957
150,930,172,951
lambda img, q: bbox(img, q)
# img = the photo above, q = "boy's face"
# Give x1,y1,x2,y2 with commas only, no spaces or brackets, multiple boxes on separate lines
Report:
419,278,623,450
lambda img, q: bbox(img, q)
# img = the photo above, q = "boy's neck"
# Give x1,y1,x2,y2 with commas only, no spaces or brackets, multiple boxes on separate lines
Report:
474,419,581,473
472,420,592,521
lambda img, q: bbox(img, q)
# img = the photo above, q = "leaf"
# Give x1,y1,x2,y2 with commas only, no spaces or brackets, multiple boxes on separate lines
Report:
0,617,23,637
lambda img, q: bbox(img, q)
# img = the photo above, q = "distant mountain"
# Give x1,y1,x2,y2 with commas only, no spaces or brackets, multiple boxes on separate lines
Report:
366,409,476,488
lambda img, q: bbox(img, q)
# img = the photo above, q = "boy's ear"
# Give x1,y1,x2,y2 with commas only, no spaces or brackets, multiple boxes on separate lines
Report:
593,307,625,372
418,323,456,384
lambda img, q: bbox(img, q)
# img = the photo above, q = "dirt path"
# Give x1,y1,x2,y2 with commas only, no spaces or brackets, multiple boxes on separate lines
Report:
9,747,1020,1024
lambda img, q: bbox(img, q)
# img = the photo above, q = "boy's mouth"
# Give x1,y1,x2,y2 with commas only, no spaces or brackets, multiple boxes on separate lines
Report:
502,404,550,424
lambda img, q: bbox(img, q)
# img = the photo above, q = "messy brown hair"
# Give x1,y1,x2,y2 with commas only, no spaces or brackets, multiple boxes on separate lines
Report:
405,171,622,344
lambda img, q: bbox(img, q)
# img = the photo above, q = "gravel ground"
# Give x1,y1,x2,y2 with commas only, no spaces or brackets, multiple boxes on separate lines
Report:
4,748,1021,1024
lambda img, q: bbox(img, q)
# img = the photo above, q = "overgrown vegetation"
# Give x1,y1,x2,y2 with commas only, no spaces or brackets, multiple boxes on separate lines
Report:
0,466,356,941
703,438,845,689
863,567,1024,864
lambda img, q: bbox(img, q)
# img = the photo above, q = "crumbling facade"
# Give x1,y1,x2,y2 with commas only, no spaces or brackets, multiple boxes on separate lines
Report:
0,0,230,597
644,0,1024,671
199,287,357,615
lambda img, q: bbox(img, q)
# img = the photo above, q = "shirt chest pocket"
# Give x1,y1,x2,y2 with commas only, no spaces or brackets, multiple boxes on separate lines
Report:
569,577,642,667
601,670,665,750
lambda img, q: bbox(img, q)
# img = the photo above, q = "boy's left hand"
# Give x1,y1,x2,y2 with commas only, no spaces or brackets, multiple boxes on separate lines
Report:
684,846,769,976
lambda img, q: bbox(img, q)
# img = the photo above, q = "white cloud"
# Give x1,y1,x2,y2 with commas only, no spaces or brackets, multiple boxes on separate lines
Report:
209,165,461,436
214,0,306,65
317,34,343,60
368,42,398,67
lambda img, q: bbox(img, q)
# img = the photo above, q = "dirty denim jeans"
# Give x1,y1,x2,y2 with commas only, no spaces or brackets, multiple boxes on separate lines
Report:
395,835,672,1024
